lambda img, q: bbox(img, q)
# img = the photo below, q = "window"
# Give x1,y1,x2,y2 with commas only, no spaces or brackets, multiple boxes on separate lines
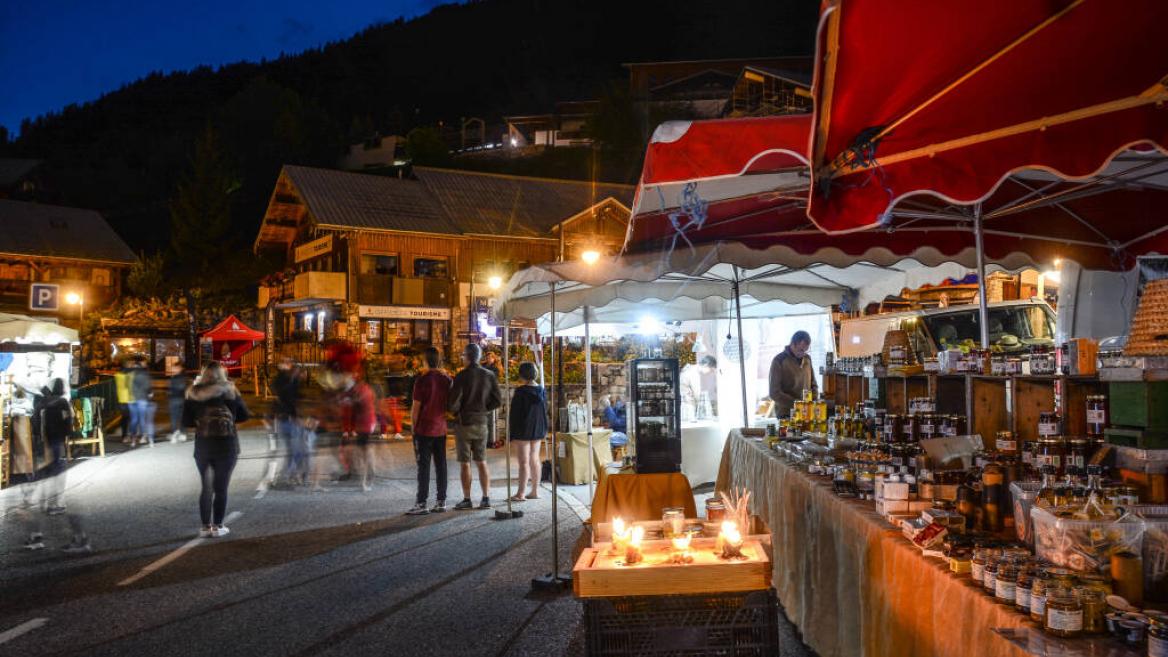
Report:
91,268,112,286
414,257,449,279
923,305,1055,354
361,254,398,276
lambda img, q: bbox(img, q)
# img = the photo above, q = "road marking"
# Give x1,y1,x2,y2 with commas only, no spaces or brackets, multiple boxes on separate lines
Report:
0,618,49,645
117,511,243,586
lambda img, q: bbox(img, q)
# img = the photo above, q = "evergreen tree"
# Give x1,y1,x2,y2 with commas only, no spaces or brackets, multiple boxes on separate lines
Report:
169,125,239,288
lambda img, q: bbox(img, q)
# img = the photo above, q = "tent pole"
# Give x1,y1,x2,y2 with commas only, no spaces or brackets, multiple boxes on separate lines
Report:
498,325,516,519
732,272,749,427
973,203,991,349
584,305,594,505
530,281,569,590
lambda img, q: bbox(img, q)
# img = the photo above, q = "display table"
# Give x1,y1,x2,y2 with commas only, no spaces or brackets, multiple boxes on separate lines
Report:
555,429,614,485
680,420,724,488
591,471,697,524
716,430,1030,657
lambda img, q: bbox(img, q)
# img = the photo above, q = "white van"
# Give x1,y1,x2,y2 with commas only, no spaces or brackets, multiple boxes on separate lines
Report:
837,299,1057,359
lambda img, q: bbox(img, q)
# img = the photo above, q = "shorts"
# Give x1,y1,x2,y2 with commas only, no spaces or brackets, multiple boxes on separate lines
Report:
455,423,488,462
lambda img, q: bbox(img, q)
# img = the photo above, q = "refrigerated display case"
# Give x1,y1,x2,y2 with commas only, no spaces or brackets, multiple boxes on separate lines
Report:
628,357,682,473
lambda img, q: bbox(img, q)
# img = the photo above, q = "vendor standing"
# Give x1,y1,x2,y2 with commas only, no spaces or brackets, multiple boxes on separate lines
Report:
768,330,816,417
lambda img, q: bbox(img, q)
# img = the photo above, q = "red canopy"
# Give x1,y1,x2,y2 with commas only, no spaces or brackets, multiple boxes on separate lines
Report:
808,0,1168,236
200,315,265,342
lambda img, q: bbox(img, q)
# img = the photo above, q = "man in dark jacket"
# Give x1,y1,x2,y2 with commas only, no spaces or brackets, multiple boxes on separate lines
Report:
768,330,816,417
448,343,501,510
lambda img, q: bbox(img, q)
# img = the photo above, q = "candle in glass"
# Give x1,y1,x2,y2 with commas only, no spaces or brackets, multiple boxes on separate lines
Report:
624,526,645,565
611,517,629,554
670,533,694,564
719,521,744,559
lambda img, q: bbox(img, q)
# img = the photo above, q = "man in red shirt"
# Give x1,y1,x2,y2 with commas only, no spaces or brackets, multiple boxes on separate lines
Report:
407,347,452,515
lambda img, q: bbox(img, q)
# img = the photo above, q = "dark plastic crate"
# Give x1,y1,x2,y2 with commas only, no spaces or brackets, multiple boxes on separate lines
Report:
584,588,779,656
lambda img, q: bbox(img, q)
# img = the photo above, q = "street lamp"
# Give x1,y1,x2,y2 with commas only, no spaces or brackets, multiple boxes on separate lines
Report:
65,291,84,324
581,249,601,265
487,275,503,290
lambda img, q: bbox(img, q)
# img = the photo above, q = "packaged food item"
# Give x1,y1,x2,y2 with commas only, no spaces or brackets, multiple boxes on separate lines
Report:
1044,588,1083,638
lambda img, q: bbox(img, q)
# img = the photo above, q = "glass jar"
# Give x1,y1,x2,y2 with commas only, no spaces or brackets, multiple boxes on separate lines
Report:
971,547,988,584
1077,587,1106,635
1044,588,1084,638
1086,395,1108,440
918,414,936,440
705,499,726,523
883,414,901,444
1036,438,1066,475
1038,412,1062,438
1150,618,1168,657
1016,569,1034,613
662,507,686,539
950,415,967,437
1030,573,1050,622
983,558,999,595
995,560,1018,605
901,415,917,443
1067,438,1090,471
995,431,1018,457
1021,440,1037,469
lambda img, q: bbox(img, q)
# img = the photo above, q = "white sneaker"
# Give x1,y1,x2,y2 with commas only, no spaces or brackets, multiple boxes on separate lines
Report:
199,526,213,538
211,526,230,538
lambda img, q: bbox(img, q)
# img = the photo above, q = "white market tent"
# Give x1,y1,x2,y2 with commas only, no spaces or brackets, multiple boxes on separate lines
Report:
0,313,79,345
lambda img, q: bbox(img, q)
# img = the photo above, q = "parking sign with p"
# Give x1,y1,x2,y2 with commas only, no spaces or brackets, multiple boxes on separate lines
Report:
30,283,60,311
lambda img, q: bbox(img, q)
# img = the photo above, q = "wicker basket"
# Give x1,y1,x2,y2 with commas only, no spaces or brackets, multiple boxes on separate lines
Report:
882,329,916,365
1126,279,1168,356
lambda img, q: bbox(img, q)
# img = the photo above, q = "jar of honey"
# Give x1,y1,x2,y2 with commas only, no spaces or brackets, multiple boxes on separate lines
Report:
1038,411,1061,438
1086,395,1107,439
918,414,936,440
901,415,917,443
1036,437,1066,475
883,414,901,445
1044,588,1083,638
949,415,967,437
1066,438,1090,471
995,430,1018,457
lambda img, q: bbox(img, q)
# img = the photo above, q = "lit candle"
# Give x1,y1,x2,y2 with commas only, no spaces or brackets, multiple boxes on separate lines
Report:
624,525,645,565
610,517,629,555
670,533,694,564
719,521,744,559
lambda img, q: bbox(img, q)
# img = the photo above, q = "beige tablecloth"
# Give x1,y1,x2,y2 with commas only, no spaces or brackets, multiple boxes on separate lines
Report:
555,429,613,485
716,430,1030,657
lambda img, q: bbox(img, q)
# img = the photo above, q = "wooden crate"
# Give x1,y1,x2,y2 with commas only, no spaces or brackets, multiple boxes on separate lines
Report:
847,375,866,406
1014,377,1057,441
1062,377,1106,437
573,537,771,598
1109,381,1168,430
970,377,1008,445
933,374,968,416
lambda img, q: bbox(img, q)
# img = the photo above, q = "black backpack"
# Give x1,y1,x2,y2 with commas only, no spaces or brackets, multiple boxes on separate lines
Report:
198,401,237,439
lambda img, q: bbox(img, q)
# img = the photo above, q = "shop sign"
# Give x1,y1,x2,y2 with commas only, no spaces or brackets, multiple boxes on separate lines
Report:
358,305,451,321
294,235,333,263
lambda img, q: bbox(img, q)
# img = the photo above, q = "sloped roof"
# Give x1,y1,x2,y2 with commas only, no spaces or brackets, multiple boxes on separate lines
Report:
278,165,634,239
0,199,136,264
414,167,634,237
283,165,460,235
743,66,812,88
0,159,40,187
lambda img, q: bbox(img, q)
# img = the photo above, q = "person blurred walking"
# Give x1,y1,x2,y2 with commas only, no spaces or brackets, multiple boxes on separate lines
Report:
339,374,378,492
183,362,249,538
407,347,451,515
114,360,133,443
129,357,154,447
507,362,547,502
448,343,501,510
23,379,93,554
270,357,306,485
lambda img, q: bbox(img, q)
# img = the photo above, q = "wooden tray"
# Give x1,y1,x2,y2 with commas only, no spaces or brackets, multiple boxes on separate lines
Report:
573,537,771,598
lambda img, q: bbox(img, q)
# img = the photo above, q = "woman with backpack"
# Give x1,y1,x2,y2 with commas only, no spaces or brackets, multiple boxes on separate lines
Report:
182,362,250,538
507,361,547,502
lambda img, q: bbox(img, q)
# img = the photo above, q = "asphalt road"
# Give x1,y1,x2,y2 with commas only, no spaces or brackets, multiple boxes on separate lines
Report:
0,431,586,657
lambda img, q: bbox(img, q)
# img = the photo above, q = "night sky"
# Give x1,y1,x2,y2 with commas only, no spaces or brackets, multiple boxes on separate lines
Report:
0,0,444,136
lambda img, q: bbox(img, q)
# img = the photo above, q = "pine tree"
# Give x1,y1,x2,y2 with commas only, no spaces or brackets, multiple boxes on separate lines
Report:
168,125,239,288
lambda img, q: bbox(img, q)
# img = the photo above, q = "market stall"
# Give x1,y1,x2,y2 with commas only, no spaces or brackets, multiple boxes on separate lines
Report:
0,313,79,486
199,314,264,374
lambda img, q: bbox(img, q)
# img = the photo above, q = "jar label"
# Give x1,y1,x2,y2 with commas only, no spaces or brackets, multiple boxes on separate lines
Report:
996,439,1017,452
891,457,903,466
1149,634,1168,657
1022,451,1033,465
921,424,934,434
970,563,984,583
1046,607,1083,632
1015,588,1030,610
1087,409,1106,424
1038,422,1059,436
1036,454,1061,468
983,573,997,592
1030,594,1046,617
995,580,1016,601
1069,455,1084,469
